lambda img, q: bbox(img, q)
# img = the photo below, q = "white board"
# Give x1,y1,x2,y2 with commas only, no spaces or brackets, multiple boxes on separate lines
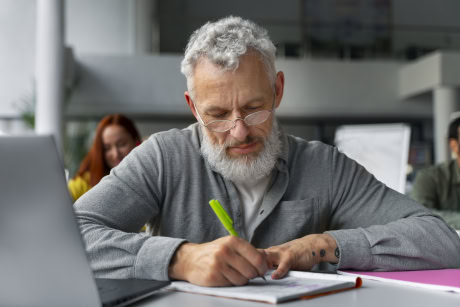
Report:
334,123,411,194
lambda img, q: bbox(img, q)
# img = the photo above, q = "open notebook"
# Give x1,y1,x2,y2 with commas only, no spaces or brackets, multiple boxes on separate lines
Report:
168,270,362,304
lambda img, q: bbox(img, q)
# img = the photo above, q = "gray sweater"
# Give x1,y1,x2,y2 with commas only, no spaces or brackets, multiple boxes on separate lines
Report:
74,123,460,281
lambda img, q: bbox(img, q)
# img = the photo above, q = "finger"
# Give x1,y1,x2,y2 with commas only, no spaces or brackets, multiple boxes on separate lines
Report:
232,239,268,277
249,248,268,277
208,271,233,287
264,249,281,269
271,259,291,280
221,263,250,286
226,250,261,280
214,237,261,281
192,264,234,287
260,249,270,274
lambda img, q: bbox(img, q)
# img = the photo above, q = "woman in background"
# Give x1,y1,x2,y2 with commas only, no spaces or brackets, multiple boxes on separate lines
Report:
68,114,141,202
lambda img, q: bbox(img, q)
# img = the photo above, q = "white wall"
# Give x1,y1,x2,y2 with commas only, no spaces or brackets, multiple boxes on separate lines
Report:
66,0,135,54
1,0,457,120
0,0,36,117
0,0,137,118
66,54,188,116
67,54,432,118
277,59,431,117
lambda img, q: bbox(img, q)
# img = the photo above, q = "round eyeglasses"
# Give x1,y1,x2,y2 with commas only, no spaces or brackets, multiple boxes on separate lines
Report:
192,92,276,133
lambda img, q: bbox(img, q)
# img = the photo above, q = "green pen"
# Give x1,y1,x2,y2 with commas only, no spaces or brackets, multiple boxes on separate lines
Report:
209,199,239,237
208,199,266,282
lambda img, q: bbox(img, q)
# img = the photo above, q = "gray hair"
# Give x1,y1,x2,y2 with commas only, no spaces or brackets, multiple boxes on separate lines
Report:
181,16,277,98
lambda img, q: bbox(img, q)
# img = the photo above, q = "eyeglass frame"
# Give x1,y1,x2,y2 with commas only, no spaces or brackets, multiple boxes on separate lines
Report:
192,88,277,133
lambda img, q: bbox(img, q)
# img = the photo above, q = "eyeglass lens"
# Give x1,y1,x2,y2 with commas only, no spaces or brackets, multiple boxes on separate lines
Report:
207,110,271,132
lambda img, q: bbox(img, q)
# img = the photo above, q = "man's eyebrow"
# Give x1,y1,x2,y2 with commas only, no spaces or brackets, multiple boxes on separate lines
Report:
202,105,229,113
202,96,266,113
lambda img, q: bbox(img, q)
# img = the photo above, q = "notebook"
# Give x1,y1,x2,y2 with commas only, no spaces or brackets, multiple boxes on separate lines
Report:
168,270,362,303
338,269,460,294
0,135,170,307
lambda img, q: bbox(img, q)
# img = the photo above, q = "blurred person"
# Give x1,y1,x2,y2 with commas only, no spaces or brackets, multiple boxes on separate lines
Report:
412,115,460,229
74,16,460,287
68,114,141,202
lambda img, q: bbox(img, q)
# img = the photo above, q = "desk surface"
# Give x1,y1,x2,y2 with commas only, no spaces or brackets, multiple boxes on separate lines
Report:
135,279,460,307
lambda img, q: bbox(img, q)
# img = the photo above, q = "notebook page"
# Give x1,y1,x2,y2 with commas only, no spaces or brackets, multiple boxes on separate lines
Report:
168,271,358,303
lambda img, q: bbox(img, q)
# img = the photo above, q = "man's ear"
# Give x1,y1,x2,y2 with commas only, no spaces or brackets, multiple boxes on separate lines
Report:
185,91,199,122
274,71,285,109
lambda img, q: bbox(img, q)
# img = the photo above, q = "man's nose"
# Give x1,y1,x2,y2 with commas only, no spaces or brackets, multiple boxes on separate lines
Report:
229,118,249,142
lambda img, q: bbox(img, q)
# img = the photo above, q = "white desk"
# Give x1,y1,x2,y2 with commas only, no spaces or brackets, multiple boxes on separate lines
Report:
135,279,460,307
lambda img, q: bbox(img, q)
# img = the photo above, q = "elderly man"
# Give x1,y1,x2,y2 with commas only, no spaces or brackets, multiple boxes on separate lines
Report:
75,16,460,287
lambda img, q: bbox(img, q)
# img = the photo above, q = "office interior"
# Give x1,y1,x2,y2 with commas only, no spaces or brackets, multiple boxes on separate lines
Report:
1,0,460,190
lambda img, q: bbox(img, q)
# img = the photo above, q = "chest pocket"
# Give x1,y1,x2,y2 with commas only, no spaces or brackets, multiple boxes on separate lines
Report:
253,197,320,247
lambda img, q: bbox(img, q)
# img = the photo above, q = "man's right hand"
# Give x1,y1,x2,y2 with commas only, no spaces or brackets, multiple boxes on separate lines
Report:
168,236,268,287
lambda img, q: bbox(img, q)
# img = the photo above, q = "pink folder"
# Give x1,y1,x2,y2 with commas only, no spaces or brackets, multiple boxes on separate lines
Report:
338,269,460,293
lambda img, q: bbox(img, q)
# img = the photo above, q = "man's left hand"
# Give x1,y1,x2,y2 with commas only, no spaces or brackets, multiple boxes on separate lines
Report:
264,234,339,279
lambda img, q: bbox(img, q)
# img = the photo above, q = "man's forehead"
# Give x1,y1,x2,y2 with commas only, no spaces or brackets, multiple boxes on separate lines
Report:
193,57,271,103
193,71,240,98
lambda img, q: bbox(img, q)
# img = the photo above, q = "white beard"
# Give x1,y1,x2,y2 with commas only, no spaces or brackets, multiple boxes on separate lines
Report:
200,119,281,184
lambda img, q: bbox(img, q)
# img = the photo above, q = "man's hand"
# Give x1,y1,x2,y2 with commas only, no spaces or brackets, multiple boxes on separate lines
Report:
264,234,339,279
168,236,268,287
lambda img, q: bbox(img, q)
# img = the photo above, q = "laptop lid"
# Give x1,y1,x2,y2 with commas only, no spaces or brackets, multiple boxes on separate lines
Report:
0,135,168,307
0,135,101,307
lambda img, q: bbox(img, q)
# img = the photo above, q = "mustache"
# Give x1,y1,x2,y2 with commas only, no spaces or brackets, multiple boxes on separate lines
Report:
223,136,263,149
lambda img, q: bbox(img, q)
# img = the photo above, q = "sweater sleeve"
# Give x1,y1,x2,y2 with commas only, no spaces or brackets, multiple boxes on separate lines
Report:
324,147,460,271
74,135,186,281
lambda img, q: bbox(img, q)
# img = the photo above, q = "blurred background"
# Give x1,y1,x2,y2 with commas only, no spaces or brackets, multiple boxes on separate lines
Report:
1,0,460,191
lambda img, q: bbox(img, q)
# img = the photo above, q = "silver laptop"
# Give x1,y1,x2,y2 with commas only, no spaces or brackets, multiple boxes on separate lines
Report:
0,135,169,307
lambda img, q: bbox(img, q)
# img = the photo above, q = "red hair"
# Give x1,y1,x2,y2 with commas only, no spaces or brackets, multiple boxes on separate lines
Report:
75,114,141,187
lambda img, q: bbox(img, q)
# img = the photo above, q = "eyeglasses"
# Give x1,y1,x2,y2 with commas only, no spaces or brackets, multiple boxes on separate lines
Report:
192,91,276,133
